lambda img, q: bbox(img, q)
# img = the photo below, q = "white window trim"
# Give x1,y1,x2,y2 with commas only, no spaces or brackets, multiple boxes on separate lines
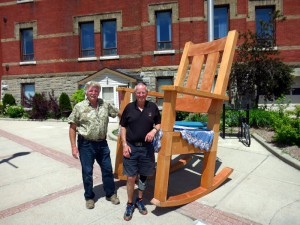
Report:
100,55,120,60
17,0,34,4
78,57,97,62
19,61,36,65
154,50,175,55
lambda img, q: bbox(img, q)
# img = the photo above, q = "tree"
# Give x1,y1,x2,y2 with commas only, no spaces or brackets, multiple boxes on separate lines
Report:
229,10,294,107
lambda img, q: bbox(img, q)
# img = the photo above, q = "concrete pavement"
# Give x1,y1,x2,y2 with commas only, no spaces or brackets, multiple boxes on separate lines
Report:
0,119,299,225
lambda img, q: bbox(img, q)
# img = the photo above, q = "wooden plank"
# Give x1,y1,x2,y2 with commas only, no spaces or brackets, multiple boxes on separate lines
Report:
174,42,192,86
200,52,220,92
188,37,227,56
161,85,229,100
214,30,238,95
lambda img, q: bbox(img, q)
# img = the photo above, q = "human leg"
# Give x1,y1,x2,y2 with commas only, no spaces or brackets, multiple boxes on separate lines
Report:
78,138,96,200
135,175,148,215
95,140,119,204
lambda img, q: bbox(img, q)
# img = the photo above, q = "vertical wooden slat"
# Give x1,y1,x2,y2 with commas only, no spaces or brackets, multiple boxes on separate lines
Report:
214,30,238,95
174,42,192,86
200,52,220,92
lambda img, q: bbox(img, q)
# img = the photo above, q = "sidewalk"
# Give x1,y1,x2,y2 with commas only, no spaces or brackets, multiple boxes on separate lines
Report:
0,120,299,225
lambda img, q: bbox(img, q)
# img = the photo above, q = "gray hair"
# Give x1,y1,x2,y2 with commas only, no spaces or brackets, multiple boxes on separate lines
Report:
84,81,101,93
134,82,148,92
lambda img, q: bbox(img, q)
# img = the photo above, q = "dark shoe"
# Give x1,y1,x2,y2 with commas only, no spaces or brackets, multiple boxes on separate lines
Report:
106,194,120,205
123,203,135,221
135,198,148,215
86,199,95,209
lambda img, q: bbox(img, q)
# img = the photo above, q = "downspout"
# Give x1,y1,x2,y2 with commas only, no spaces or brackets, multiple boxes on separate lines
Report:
207,0,214,42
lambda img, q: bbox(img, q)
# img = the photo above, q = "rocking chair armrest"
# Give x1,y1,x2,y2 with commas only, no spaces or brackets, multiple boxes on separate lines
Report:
116,87,164,98
161,85,229,101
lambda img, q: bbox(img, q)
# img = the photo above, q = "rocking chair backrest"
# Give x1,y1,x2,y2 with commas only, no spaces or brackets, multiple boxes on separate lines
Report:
172,30,238,113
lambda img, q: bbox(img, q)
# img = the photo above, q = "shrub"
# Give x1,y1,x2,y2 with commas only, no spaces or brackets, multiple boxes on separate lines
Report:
184,113,208,122
6,105,24,118
29,93,48,120
250,108,275,128
71,89,85,106
274,123,300,146
2,93,16,110
48,90,60,119
59,92,72,117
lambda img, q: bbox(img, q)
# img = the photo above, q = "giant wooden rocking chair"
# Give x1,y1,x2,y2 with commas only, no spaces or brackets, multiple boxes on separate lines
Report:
114,30,238,207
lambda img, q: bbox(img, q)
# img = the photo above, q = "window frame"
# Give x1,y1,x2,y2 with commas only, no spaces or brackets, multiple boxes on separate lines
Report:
156,76,173,108
79,22,95,58
20,28,34,62
255,6,276,47
155,10,172,51
214,5,229,39
101,19,117,56
21,83,35,107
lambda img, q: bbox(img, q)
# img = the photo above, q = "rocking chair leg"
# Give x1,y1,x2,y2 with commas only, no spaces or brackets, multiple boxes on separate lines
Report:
201,149,217,189
152,154,171,204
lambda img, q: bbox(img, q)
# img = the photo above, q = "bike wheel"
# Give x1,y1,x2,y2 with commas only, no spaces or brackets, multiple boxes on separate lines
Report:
244,124,251,147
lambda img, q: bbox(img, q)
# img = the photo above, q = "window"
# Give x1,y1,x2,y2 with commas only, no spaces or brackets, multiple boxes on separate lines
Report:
156,77,173,107
102,20,117,56
292,88,300,95
20,28,34,61
214,6,229,39
156,11,172,50
256,6,275,46
80,22,95,57
21,83,35,107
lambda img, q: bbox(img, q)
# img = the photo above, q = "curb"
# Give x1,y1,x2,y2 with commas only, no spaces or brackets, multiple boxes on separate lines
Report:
252,132,300,171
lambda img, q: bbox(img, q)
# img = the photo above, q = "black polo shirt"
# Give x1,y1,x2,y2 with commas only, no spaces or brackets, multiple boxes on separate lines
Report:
120,100,161,143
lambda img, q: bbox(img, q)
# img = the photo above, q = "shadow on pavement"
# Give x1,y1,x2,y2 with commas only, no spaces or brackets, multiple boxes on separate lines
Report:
0,151,31,168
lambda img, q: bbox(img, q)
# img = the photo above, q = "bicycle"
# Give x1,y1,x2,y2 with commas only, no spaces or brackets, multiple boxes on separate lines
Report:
240,117,251,147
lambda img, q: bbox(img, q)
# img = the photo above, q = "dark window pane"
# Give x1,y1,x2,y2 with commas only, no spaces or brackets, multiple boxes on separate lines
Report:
292,88,300,95
80,22,95,57
21,29,34,61
156,77,173,106
214,6,228,39
156,11,172,50
102,20,117,56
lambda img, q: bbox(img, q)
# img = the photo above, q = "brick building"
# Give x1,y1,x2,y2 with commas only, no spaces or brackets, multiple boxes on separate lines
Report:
0,0,299,109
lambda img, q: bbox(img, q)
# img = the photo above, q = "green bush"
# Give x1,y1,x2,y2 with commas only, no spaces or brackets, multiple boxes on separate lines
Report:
59,92,72,117
184,113,208,122
2,93,16,110
71,89,85,106
274,123,300,146
6,105,24,118
250,109,275,128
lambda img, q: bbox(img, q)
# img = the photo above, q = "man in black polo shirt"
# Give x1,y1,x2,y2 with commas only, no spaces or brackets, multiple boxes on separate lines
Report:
120,82,161,221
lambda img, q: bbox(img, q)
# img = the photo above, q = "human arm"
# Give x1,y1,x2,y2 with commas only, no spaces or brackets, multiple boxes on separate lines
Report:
69,123,79,159
120,126,131,158
145,124,161,142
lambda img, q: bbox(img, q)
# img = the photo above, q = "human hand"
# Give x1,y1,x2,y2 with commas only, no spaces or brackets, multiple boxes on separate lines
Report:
145,129,156,142
123,145,131,158
72,146,79,159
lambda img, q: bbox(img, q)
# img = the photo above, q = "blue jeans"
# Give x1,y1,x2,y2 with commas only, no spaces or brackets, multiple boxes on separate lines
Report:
78,137,115,200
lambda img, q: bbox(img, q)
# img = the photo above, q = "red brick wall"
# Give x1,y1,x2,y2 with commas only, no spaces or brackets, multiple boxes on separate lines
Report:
0,0,299,78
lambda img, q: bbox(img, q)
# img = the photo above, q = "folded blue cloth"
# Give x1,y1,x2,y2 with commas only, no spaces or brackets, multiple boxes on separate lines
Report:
152,126,214,152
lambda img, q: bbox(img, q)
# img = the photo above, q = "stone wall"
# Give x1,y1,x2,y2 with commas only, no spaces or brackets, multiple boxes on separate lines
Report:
1,73,87,105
